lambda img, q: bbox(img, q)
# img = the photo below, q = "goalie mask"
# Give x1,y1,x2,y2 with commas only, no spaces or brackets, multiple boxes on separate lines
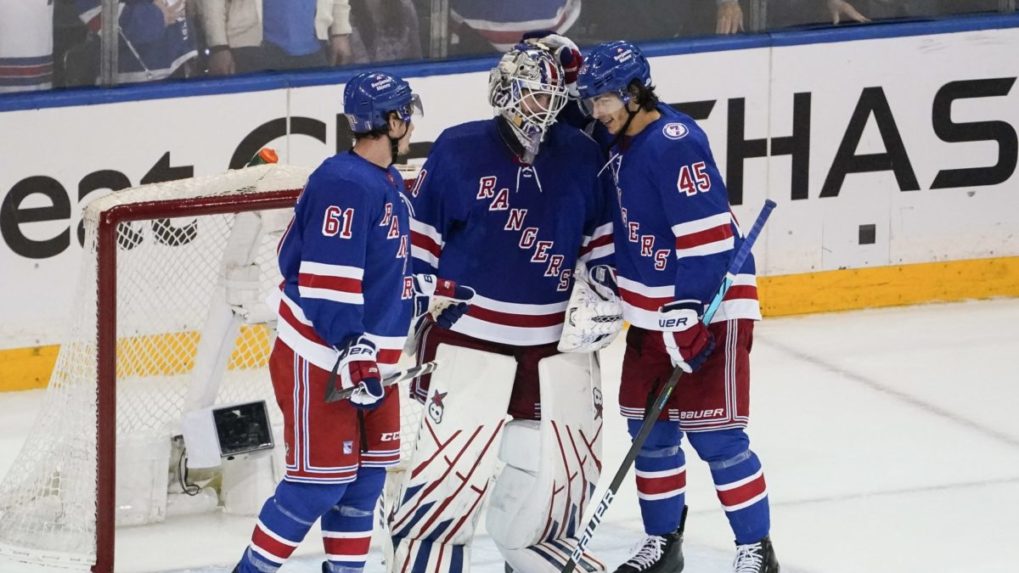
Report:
488,45,569,161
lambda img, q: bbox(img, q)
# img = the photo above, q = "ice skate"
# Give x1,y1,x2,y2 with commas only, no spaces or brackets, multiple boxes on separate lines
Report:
733,536,779,573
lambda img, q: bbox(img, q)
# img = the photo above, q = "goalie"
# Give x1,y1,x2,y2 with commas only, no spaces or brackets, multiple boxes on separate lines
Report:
387,37,620,572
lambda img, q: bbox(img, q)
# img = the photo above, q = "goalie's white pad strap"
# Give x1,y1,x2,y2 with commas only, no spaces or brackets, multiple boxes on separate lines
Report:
487,352,606,572
558,262,623,353
386,343,516,572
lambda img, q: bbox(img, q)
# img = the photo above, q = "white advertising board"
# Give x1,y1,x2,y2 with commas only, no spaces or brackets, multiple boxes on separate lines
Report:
0,26,1017,348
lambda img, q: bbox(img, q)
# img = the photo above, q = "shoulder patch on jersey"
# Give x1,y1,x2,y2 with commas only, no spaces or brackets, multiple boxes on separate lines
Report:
662,122,689,140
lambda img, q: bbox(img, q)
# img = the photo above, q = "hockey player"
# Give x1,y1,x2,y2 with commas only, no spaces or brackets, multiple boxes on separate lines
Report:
386,40,616,572
576,41,780,573
232,71,472,573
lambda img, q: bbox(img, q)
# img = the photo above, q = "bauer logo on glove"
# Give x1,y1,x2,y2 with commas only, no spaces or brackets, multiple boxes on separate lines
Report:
325,336,385,410
658,300,715,373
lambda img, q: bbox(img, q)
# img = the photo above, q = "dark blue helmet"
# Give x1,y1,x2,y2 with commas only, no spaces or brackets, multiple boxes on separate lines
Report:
343,71,422,134
576,41,652,101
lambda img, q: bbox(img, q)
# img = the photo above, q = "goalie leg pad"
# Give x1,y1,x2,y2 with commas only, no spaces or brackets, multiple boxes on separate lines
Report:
386,343,517,573
487,352,606,572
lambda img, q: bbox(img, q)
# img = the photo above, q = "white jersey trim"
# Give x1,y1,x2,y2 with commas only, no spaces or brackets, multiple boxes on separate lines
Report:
617,276,673,298
670,212,732,237
299,261,365,280
277,296,340,371
297,286,363,305
451,315,563,346
471,293,569,314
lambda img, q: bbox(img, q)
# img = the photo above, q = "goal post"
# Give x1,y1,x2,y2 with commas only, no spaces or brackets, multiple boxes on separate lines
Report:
0,162,428,573
92,177,305,573
0,165,307,572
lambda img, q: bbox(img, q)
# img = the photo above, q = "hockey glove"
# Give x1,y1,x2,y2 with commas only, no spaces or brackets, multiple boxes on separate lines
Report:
412,274,476,329
332,336,384,410
588,264,619,300
521,31,582,95
558,262,623,353
658,300,715,373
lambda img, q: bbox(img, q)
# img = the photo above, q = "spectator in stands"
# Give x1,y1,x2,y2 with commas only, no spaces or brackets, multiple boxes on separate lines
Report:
771,0,999,28
0,0,54,93
348,0,422,64
53,0,91,88
683,1,870,37
854,0,1001,19
938,0,1001,15
197,0,353,75
71,0,198,85
768,0,871,28
448,0,581,54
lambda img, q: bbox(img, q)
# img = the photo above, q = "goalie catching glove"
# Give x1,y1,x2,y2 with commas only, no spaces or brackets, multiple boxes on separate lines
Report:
330,336,384,409
521,31,583,97
658,300,715,373
557,262,623,353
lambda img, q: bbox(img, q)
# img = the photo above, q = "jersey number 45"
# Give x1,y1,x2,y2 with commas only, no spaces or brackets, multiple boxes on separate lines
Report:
677,161,712,197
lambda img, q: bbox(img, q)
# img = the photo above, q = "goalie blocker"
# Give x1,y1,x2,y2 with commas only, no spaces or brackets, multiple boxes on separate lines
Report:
385,327,606,572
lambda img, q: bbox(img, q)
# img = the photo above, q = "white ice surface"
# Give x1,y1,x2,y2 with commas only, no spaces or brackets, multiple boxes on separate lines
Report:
2,299,1017,573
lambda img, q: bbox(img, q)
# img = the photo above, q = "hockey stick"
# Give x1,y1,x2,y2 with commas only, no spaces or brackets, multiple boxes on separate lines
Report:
562,199,777,572
325,360,440,403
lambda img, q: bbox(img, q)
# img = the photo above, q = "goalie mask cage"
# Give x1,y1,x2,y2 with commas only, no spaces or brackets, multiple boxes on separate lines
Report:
0,164,427,572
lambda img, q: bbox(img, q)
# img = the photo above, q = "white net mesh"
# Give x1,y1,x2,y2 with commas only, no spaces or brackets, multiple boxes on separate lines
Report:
0,165,311,568
0,163,428,570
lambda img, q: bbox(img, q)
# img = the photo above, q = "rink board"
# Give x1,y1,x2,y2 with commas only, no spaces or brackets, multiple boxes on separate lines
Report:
1,16,1018,390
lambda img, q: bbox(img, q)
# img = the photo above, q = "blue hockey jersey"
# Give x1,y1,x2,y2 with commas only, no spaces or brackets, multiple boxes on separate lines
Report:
76,0,197,83
408,119,614,346
607,105,761,330
276,152,413,372
451,0,581,50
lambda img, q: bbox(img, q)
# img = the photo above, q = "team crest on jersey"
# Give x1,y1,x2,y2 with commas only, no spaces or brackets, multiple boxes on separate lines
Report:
663,122,689,140
428,391,447,424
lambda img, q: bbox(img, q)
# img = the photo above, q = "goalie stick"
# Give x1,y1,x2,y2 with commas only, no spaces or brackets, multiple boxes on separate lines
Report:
325,360,440,403
561,199,777,573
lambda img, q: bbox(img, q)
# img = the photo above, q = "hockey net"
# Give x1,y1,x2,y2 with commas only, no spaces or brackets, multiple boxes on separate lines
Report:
0,163,425,572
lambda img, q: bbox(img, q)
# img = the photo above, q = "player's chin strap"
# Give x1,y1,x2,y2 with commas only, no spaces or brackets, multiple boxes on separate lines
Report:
606,104,639,153
388,121,410,165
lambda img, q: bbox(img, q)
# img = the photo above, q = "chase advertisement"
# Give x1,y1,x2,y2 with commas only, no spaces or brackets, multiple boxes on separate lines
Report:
0,25,1017,348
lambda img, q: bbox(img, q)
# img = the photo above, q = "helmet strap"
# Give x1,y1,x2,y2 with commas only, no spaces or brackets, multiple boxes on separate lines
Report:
606,104,639,153
387,119,409,165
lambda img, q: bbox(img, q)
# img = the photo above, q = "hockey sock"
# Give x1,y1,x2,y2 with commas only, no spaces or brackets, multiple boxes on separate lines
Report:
628,419,686,535
236,479,348,573
321,467,386,572
687,429,770,544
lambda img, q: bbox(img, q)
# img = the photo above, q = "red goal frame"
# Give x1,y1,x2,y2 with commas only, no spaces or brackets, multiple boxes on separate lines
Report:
92,189,301,573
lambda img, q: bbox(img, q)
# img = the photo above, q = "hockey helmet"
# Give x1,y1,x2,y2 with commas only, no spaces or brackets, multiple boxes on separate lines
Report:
576,40,652,108
343,71,423,134
488,44,569,145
